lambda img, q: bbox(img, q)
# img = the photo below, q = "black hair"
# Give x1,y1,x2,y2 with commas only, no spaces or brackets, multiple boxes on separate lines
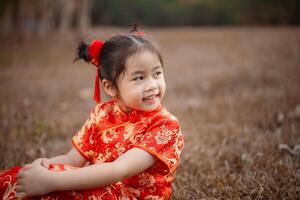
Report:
75,28,163,89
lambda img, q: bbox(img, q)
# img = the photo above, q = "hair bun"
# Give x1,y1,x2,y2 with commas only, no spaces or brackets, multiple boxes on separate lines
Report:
130,23,145,37
74,41,90,63
74,40,104,67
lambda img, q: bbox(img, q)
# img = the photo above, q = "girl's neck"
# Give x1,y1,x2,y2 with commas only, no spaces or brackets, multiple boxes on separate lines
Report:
115,99,132,113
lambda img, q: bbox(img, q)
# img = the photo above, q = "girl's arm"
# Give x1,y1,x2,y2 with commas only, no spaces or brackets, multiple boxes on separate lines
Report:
31,147,87,168
48,147,87,167
16,148,157,197
52,148,157,191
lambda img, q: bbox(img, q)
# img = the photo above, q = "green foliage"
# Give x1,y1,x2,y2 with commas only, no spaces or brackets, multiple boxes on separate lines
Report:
91,0,300,26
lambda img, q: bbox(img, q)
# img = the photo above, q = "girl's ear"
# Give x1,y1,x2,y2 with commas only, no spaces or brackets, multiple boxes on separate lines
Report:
102,79,117,97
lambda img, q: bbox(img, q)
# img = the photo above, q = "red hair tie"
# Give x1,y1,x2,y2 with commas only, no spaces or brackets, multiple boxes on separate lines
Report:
88,40,104,103
132,31,145,37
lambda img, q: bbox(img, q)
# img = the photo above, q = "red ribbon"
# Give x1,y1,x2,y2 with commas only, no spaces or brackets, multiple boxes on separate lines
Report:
88,40,104,103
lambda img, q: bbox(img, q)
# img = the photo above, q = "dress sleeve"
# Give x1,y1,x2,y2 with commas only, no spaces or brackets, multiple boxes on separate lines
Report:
133,117,184,175
72,106,100,162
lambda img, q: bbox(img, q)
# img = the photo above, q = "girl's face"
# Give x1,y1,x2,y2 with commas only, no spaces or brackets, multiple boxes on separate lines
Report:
116,50,166,112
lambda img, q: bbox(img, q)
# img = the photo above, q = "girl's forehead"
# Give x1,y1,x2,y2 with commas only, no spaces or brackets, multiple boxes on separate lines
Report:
125,50,162,72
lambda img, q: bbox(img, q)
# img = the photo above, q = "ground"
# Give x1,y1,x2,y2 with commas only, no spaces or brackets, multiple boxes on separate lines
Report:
0,27,299,199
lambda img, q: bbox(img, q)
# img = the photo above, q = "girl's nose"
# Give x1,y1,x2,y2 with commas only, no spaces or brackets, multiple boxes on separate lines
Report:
145,78,157,92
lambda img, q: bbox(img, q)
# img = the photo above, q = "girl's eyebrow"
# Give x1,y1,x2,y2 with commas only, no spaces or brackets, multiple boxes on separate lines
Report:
152,66,162,71
130,65,162,76
131,71,143,76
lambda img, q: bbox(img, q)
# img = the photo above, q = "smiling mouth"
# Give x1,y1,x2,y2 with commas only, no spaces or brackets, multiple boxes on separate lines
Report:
142,93,160,101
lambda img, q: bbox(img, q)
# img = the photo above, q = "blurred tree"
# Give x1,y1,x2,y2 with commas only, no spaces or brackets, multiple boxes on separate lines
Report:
90,0,300,26
59,0,75,31
0,0,299,40
0,0,93,42
78,0,91,32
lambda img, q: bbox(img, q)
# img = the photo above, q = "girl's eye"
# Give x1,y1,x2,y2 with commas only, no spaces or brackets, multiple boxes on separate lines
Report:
154,71,162,77
132,76,144,81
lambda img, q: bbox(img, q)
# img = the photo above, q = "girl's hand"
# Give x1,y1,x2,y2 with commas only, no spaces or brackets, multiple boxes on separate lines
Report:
16,163,54,198
31,158,50,169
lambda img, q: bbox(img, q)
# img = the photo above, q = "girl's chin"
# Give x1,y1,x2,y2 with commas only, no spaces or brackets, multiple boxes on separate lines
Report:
117,99,161,112
140,102,160,111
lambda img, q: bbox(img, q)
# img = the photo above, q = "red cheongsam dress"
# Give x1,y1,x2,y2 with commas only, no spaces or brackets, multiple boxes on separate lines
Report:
0,99,184,200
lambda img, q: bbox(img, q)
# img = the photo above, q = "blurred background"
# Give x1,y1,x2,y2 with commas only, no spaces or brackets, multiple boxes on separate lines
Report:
0,0,300,40
0,0,300,199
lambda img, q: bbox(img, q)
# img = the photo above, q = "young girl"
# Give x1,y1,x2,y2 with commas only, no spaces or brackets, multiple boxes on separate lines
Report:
0,28,184,200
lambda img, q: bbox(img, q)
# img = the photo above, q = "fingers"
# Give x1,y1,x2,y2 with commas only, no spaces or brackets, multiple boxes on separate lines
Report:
31,158,43,165
16,171,25,179
16,180,27,199
15,191,27,199
16,185,27,199
41,158,50,169
16,185,25,193
16,179,25,186
17,165,31,179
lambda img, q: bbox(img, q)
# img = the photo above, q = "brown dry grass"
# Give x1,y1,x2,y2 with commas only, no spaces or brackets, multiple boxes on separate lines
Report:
0,27,300,199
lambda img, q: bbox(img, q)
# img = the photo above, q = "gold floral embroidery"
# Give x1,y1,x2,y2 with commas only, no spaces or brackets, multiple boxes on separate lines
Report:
102,129,120,143
98,122,129,143
115,142,125,153
123,123,135,140
138,174,156,193
87,192,109,200
95,149,112,163
2,175,17,200
41,197,59,200
127,187,141,197
95,106,109,122
162,153,178,170
113,102,125,116
95,153,106,163
89,134,95,145
154,125,172,145
173,131,184,158
144,195,164,200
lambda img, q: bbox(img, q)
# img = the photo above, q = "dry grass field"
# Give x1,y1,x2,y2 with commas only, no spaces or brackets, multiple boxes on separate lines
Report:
0,27,300,199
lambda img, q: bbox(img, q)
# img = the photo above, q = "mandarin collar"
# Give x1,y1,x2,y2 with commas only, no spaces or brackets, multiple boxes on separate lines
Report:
113,100,162,123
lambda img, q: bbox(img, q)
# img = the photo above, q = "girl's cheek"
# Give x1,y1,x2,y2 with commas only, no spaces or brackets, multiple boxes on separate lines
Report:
131,84,143,92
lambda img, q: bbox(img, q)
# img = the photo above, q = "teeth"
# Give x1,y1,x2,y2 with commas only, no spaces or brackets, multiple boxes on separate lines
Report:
145,96,154,100
144,95,157,100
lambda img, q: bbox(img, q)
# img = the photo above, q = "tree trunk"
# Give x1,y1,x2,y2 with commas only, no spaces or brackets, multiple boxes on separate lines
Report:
59,0,75,31
78,0,91,34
